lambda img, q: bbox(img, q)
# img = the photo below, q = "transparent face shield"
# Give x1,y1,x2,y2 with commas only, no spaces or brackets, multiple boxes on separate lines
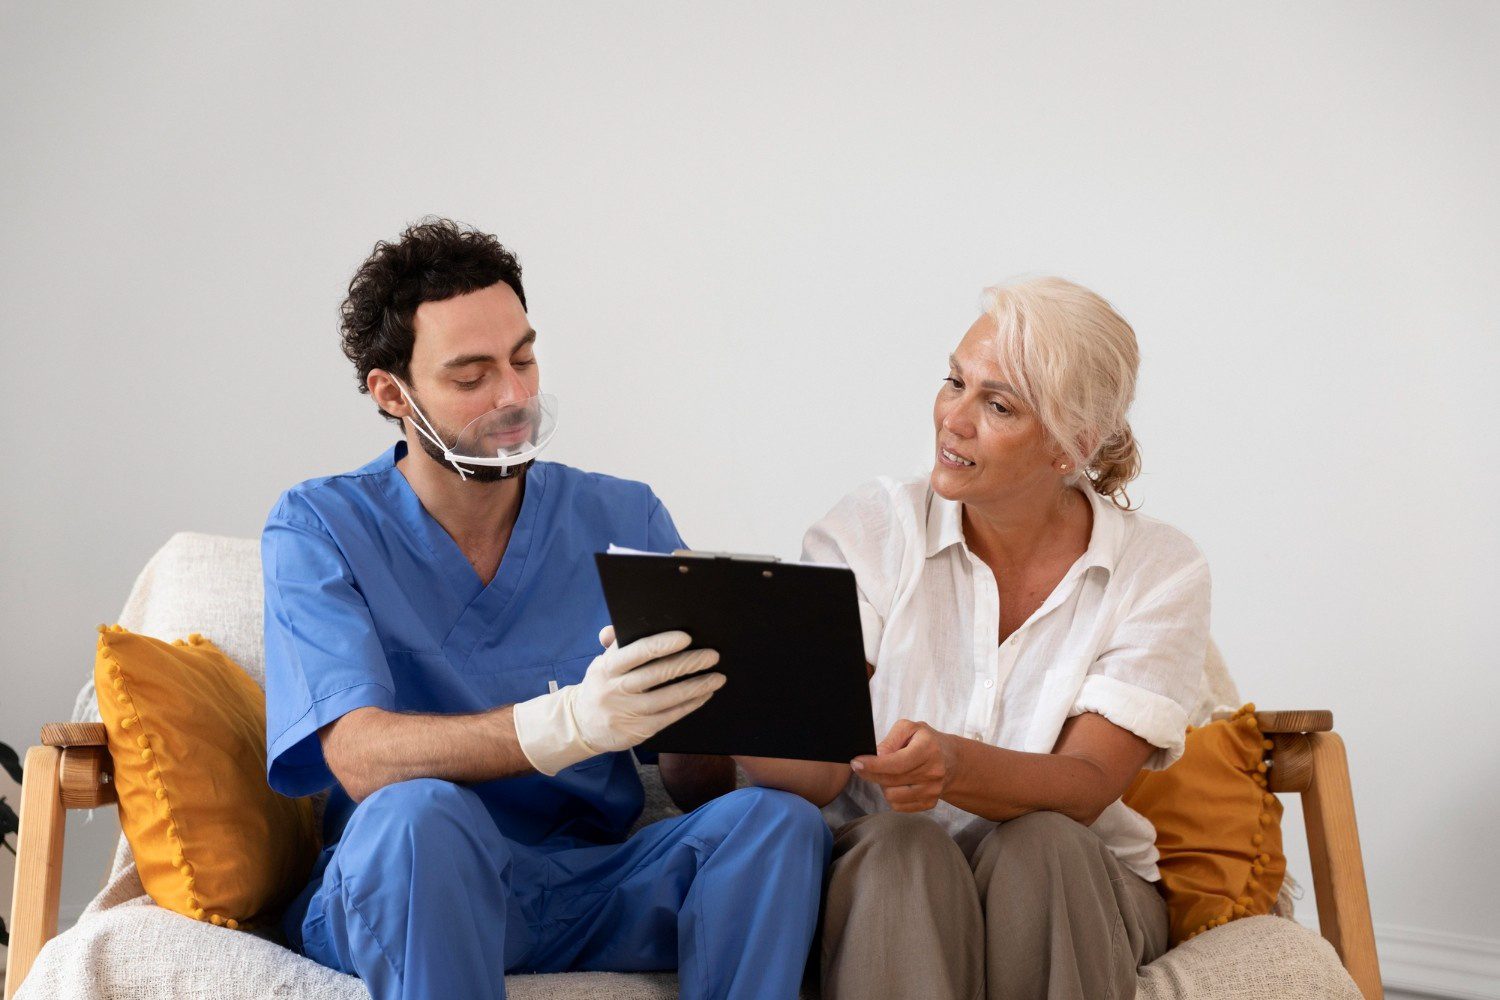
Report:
393,376,559,481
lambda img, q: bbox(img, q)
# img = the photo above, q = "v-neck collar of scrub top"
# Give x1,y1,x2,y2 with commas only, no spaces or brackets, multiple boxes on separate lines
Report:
372,440,551,667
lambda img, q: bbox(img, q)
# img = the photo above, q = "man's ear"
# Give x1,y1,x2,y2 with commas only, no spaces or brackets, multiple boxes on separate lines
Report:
368,369,409,421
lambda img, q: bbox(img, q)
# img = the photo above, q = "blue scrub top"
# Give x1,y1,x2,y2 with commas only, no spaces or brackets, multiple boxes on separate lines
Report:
262,442,685,850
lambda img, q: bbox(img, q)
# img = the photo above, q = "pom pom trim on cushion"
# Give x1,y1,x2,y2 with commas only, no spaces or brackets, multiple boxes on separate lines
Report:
1182,702,1276,941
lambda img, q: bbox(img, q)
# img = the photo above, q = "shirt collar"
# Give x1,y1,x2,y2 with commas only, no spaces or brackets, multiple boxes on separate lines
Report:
925,480,1125,576
924,489,967,558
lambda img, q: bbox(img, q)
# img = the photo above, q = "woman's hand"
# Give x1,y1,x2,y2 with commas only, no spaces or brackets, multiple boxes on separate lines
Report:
850,719,959,812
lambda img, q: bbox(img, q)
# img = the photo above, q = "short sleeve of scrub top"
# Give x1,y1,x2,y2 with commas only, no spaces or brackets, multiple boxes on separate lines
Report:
645,496,685,554
262,491,398,797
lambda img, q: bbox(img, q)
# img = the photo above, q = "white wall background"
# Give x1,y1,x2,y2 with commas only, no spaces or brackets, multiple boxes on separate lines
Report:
2,2,1497,995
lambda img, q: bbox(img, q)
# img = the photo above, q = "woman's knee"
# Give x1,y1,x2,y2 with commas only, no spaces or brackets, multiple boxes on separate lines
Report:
971,811,1109,899
836,810,955,854
825,813,978,935
978,810,1095,857
830,811,969,887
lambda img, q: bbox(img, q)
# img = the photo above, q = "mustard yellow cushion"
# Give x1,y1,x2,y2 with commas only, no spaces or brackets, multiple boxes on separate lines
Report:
94,624,320,929
1123,702,1286,945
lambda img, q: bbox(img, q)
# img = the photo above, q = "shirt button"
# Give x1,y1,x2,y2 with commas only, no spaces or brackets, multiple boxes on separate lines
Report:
983,678,994,689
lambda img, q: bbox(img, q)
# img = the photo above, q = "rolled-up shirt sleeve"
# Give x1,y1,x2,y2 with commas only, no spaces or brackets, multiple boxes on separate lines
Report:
1069,555,1211,770
262,493,395,797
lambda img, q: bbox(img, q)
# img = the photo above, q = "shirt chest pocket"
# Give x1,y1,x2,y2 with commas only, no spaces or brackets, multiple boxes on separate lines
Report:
468,653,596,695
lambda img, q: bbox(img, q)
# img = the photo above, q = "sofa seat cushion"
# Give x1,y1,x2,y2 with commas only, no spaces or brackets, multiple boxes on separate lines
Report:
17,840,1356,1000
1136,915,1361,998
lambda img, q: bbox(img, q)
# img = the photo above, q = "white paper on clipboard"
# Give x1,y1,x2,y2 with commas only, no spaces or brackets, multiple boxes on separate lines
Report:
605,543,841,570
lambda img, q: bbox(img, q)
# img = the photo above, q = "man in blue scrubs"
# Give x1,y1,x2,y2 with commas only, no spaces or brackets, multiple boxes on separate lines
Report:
263,219,830,1000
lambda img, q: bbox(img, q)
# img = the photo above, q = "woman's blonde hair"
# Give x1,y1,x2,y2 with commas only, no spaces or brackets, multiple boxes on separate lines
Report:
981,276,1142,510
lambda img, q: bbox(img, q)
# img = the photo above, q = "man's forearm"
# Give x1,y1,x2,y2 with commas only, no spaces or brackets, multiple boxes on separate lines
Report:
320,704,535,802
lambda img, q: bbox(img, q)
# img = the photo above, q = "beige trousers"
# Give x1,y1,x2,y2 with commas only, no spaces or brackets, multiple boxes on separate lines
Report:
820,811,1169,1000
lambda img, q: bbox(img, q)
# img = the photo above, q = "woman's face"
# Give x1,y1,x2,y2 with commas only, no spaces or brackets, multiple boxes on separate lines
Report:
931,315,1063,506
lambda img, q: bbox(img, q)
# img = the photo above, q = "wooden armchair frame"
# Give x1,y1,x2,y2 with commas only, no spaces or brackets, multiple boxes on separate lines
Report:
4,712,1383,1000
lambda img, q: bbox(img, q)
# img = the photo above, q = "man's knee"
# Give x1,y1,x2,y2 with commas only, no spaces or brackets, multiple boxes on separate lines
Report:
304,781,521,979
343,778,495,854
327,778,516,925
722,786,832,852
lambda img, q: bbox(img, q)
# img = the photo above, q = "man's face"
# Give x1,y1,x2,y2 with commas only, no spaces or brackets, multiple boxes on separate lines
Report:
387,282,542,482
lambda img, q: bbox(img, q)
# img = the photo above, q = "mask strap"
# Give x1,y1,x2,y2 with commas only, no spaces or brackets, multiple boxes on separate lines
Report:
389,375,476,481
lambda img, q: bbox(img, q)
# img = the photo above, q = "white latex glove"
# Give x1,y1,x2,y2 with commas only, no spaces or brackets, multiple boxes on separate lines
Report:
513,627,725,776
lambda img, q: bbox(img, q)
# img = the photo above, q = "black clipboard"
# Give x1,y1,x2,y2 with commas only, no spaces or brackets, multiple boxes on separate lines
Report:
594,549,877,763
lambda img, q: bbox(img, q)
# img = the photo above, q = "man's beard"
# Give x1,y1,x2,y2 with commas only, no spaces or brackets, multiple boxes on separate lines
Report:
409,416,532,483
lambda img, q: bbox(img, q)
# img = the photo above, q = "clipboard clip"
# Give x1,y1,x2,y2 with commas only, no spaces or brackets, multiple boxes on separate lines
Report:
671,549,782,563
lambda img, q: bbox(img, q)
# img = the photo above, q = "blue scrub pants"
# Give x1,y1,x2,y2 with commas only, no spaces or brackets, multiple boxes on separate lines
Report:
285,780,832,1000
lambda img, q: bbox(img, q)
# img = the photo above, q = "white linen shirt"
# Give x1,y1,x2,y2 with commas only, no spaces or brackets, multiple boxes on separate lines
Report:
803,476,1211,881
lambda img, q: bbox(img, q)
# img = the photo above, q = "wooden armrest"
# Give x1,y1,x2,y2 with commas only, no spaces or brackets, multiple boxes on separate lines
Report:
4,725,117,999
1204,706,1378,996
39,722,115,809
1207,708,1379,999
1210,707,1333,734
39,722,108,748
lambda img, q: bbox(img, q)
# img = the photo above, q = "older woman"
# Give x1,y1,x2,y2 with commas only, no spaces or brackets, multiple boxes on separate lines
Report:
736,277,1210,1000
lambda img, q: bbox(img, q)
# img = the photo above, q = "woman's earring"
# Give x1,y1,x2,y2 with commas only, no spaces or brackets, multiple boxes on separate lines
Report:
1058,463,1070,472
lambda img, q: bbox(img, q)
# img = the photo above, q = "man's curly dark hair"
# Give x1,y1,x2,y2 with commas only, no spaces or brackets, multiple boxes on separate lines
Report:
340,218,527,426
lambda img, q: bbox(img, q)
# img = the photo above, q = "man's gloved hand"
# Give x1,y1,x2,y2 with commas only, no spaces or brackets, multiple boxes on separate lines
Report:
513,627,725,776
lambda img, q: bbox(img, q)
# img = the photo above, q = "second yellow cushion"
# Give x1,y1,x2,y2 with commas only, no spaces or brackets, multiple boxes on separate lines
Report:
1123,702,1287,944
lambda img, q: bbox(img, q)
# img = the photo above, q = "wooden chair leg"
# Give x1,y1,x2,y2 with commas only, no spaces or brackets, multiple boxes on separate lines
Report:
1303,732,1383,1000
4,747,65,1000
